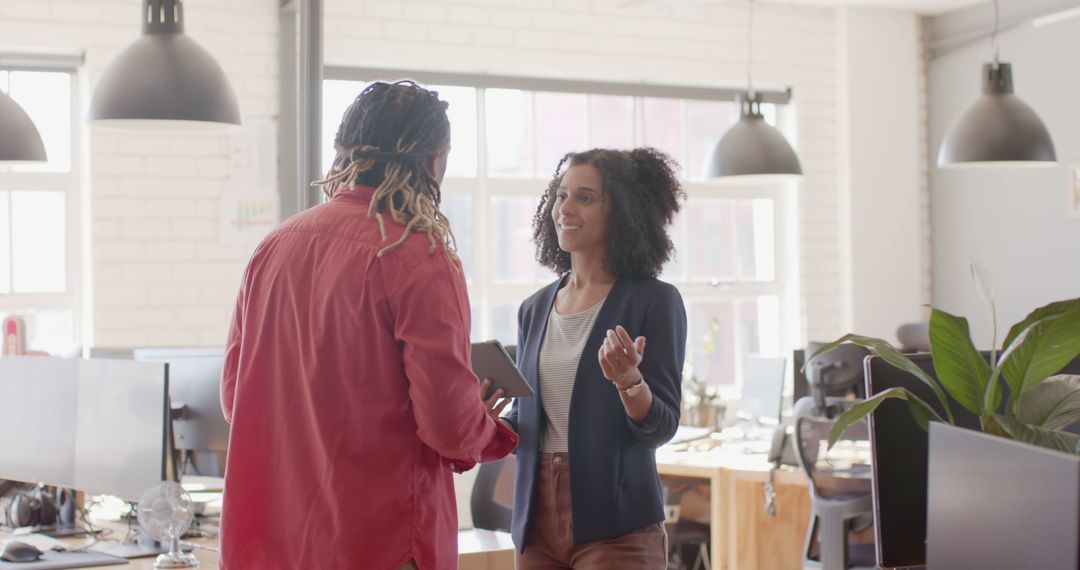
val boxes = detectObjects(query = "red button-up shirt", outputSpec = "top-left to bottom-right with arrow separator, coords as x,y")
219,186 -> 517,570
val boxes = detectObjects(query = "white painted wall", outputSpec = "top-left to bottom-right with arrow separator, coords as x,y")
0,0 -> 279,347
836,7 -> 928,342
928,15 -> 1080,349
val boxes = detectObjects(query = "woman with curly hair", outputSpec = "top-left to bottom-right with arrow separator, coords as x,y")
501,148 -> 688,569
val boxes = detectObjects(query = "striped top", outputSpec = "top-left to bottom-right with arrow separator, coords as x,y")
538,299 -> 605,453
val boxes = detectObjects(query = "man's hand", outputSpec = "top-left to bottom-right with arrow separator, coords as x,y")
480,378 -> 511,421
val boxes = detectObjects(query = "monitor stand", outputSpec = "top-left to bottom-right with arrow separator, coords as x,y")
89,529 -> 192,559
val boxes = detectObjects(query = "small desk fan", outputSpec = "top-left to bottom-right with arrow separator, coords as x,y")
138,481 -> 199,568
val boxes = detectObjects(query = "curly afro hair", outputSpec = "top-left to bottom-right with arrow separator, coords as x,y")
532,147 -> 686,279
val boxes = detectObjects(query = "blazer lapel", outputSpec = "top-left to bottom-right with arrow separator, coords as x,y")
567,279 -> 626,417
522,275 -> 566,394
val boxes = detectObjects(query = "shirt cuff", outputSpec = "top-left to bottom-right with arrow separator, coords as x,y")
445,418 -> 520,474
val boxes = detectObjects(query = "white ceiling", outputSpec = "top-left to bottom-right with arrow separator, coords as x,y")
761,0 -> 985,15
649,0 -> 989,16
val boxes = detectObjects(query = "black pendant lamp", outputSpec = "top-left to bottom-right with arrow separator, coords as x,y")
0,90 -> 47,162
706,0 -> 802,181
937,0 -> 1055,168
88,0 -> 241,130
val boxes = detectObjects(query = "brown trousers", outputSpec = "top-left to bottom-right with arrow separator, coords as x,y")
516,452 -> 668,570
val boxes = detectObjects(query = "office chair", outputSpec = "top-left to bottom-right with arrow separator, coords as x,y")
470,455 -> 515,532
793,400 -> 876,570
662,482 -> 711,570
804,342 -> 869,418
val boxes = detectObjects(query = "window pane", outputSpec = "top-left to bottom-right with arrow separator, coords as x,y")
741,296 -> 781,358
660,209 -> 686,281
442,195 -> 473,281
486,89 -> 534,178
321,80 -> 366,176
686,100 -> 737,181
490,303 -> 518,347
32,310 -> 76,356
7,71 -> 72,172
688,296 -> 779,388
737,199 -> 776,281
688,300 -> 736,386
433,85 -> 478,178
491,196 -> 546,284
0,310 -> 75,356
0,192 -> 9,293
686,198 -> 736,280
642,98 -> 683,175
588,95 -> 634,149
11,191 -> 66,293
535,92 -> 587,178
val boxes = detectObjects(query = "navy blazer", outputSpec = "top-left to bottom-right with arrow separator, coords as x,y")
505,276 -> 687,549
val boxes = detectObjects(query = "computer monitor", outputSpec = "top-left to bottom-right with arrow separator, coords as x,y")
0,358 -> 169,503
133,347 -> 229,453
865,352 -> 1080,568
0,358 -> 79,489
73,359 -> 170,503
792,348 -> 809,403
737,355 -> 786,425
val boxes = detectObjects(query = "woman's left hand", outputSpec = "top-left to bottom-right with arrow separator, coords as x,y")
599,325 -> 647,390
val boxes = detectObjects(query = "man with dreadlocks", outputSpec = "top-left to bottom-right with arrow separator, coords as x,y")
219,81 -> 518,570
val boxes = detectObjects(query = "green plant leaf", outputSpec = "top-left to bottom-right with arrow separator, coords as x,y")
1001,298 -> 1080,352
807,334 -> 955,424
994,414 -> 1080,455
1001,304 -> 1080,395
827,387 -> 944,448
929,308 -> 991,416
1016,375 -> 1080,430
984,320 -> 1041,414
982,414 -> 1010,438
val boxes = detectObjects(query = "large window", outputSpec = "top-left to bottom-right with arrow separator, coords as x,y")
322,76 -> 797,393
0,68 -> 81,355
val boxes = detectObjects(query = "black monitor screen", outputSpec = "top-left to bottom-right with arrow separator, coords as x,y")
134,348 -> 229,453
866,352 -> 1080,568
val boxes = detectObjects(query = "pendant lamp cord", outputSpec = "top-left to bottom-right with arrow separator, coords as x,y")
991,0 -> 1000,69
747,0 -> 755,98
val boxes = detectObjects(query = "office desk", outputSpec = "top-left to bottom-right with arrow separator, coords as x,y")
3,525 -> 514,570
657,446 -> 811,570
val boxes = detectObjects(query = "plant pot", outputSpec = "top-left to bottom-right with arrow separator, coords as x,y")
684,402 -> 724,430
927,422 -> 1080,569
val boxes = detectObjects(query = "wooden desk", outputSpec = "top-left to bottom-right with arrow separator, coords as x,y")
657,446 -> 811,570
458,529 -> 515,570
2,526 -> 513,569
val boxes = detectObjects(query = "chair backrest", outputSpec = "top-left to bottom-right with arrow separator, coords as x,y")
470,454 -> 515,531
793,398 -> 873,500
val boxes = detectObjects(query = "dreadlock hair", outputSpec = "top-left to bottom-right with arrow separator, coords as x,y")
314,80 -> 457,263
533,147 -> 686,279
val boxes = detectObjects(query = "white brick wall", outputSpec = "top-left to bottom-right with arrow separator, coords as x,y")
0,0 -> 278,348
324,0 -> 845,342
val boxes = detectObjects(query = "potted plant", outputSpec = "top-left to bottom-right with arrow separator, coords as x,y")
807,293 -> 1080,569
682,371 -> 724,430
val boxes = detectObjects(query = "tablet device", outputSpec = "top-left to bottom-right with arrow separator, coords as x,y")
471,340 -> 535,399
